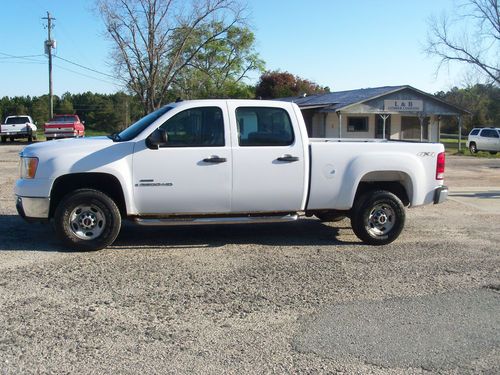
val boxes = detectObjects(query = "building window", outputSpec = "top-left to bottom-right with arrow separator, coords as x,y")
347,117 -> 369,132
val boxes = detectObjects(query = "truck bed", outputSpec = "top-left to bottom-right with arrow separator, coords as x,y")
307,139 -> 445,210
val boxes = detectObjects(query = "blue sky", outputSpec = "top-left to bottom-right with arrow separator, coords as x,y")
0,0 -> 461,98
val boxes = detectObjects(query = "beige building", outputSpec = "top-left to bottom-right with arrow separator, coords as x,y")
280,85 -> 469,142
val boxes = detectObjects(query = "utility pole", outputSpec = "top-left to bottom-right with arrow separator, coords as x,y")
43,12 -> 56,119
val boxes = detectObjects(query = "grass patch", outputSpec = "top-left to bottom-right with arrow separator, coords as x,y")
35,129 -> 108,141
439,136 -> 499,158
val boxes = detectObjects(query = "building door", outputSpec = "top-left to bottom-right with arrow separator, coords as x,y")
375,116 -> 391,139
401,116 -> 428,140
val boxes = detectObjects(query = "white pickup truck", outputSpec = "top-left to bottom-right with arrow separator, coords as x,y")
15,100 -> 448,251
1,115 -> 37,142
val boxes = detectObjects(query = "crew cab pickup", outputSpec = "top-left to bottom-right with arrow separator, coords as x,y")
1,115 -> 37,142
44,114 -> 85,140
15,100 -> 448,251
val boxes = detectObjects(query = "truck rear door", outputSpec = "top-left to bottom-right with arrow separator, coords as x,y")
227,102 -> 307,213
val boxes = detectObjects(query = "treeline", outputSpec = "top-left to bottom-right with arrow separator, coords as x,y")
0,92 -> 144,133
435,84 -> 500,134
0,70 -> 330,132
2,82 -> 497,135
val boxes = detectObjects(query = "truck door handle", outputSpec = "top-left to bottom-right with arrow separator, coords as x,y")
203,156 -> 227,163
277,154 -> 299,162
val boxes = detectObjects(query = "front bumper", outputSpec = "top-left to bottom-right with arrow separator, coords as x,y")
16,196 -> 50,221
434,186 -> 448,204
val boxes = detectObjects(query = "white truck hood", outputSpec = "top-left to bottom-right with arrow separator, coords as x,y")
21,136 -> 135,180
21,136 -> 113,157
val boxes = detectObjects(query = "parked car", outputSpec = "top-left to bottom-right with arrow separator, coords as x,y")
15,99 -> 448,251
0,115 -> 37,142
44,114 -> 85,141
467,127 -> 500,154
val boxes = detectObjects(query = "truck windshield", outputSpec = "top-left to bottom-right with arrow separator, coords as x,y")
113,106 -> 172,142
6,117 -> 30,124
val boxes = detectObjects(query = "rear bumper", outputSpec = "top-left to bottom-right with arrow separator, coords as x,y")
44,132 -> 77,139
16,196 -> 50,222
434,186 -> 448,204
1,131 -> 31,136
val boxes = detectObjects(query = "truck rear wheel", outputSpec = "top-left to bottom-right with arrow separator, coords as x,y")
54,189 -> 121,251
351,190 -> 405,246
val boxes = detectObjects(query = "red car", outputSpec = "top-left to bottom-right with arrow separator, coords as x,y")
44,114 -> 85,141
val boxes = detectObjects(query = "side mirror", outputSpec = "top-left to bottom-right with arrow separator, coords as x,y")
146,128 -> 168,150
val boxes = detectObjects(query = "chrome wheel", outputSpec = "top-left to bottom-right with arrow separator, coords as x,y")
366,203 -> 395,236
352,190 -> 405,245
69,204 -> 106,240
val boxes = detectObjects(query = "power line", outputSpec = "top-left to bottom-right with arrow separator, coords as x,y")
0,50 -> 120,85
53,55 -> 118,79
0,52 -> 45,59
53,63 -> 119,86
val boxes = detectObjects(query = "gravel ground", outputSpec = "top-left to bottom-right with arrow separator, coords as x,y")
0,143 -> 499,374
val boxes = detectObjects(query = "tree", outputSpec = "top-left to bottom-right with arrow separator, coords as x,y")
255,70 -> 330,99
56,92 -> 75,114
426,0 -> 500,85
435,84 -> 500,133
97,0 -> 259,113
170,22 -> 264,99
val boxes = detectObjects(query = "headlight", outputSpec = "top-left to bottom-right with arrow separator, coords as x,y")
20,157 -> 39,179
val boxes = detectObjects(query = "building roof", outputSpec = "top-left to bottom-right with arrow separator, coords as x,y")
278,85 -> 470,114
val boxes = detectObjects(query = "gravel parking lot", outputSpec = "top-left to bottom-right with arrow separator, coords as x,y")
0,142 -> 499,374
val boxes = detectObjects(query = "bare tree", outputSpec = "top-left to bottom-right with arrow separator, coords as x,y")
426,0 -> 499,85
97,0 -> 247,113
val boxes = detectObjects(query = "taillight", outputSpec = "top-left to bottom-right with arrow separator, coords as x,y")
436,152 -> 445,180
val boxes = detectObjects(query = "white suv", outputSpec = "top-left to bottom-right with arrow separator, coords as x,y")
467,127 -> 500,154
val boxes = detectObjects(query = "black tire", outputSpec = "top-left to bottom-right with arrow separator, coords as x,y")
54,189 -> 121,251
489,151 -> 497,155
316,213 -> 346,222
469,142 -> 478,154
0,136 -> 6,143
46,137 -> 52,141
9,137 -> 14,142
350,190 -> 405,246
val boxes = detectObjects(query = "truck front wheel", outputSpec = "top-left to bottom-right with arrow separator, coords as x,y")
351,190 -> 405,246
54,189 -> 121,251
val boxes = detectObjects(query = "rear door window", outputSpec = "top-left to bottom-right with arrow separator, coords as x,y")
236,107 -> 294,146
481,129 -> 499,138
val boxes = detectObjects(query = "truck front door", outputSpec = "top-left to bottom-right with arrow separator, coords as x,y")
227,104 -> 307,213
132,106 -> 232,214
